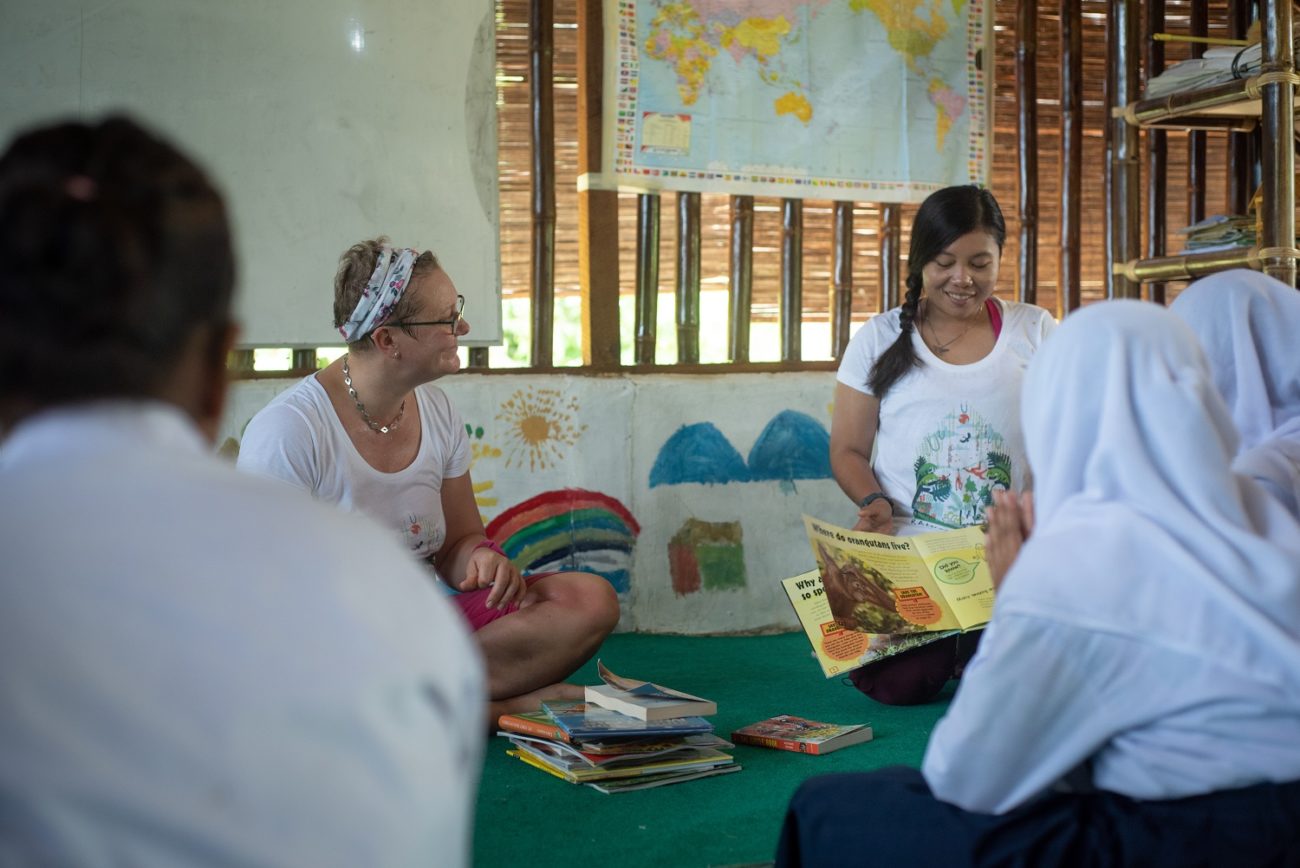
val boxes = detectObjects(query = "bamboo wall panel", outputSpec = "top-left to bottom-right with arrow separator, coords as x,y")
496,0 -> 1252,338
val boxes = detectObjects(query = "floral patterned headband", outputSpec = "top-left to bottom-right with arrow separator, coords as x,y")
338,245 -> 419,342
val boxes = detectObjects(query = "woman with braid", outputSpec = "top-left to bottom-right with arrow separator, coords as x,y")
829,185 -> 1055,705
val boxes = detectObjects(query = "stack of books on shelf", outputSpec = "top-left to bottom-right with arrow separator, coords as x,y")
496,663 -> 738,794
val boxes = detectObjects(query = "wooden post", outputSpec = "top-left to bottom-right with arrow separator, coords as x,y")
1187,0 -> 1208,227
1145,0 -> 1168,304
1016,0 -> 1038,305
634,193 -> 660,365
1258,0 -> 1297,285
879,204 -> 902,312
576,0 -> 620,367
292,348 -> 317,372
1059,0 -> 1083,315
1227,0 -> 1256,216
1107,0 -> 1141,299
728,195 -> 754,362
831,201 -> 854,358
228,348 -> 255,372
781,198 -> 803,362
529,0 -> 556,366
676,192 -> 701,364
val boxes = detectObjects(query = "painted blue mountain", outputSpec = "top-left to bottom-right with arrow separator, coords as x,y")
747,410 -> 832,481
649,422 -> 751,487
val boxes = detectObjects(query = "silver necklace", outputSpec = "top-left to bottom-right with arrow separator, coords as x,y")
923,300 -> 980,355
342,353 -> 404,434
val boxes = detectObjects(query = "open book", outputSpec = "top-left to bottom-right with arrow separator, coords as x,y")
782,515 -> 995,678
583,661 -> 717,721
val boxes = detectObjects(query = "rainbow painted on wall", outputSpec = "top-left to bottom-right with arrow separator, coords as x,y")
485,489 -> 642,594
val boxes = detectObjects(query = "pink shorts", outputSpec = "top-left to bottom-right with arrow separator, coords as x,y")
451,573 -> 548,631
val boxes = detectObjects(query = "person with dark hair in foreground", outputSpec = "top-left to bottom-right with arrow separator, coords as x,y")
779,302 -> 1300,867
829,184 -> 1056,705
0,116 -> 484,867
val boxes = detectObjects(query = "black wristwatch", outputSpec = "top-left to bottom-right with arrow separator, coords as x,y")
858,492 -> 891,511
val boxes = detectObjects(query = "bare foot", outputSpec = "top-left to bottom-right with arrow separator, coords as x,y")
486,681 -> 585,730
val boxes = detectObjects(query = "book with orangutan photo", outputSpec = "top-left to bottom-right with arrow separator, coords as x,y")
782,516 -> 994,678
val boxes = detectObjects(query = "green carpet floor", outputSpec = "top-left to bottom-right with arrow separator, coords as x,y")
473,632 -> 953,867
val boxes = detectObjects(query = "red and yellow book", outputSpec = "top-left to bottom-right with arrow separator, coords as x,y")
730,715 -> 873,756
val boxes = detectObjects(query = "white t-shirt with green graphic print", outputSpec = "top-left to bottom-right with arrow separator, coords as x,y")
837,299 -> 1057,535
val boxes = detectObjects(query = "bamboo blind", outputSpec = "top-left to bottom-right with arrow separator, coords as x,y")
495,0 -> 1240,323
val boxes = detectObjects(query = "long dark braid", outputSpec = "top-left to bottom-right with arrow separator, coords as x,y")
867,185 -> 1005,399
868,273 -> 923,396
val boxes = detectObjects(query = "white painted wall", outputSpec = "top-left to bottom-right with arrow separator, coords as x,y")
219,372 -> 850,634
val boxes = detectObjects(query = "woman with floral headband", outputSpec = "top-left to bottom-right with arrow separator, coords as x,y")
239,238 -> 620,722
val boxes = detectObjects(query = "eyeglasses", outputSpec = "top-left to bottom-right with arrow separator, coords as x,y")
397,294 -> 465,334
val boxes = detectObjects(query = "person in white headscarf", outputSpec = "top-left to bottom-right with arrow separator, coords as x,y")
238,238 -> 619,724
1170,268 -> 1300,517
775,301 -> 1300,866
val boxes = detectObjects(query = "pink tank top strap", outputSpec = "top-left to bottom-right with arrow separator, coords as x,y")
985,298 -> 1003,339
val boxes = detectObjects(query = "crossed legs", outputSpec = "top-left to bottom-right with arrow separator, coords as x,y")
471,571 -> 620,724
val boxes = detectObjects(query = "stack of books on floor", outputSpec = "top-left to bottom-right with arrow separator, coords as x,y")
497,663 -> 739,793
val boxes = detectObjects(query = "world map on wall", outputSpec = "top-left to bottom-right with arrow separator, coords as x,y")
605,0 -> 990,200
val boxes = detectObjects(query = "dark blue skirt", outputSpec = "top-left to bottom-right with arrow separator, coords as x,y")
776,766 -> 1300,867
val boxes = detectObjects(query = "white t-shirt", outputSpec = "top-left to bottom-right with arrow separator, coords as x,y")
0,402 -> 484,868
837,300 -> 1056,533
238,376 -> 471,563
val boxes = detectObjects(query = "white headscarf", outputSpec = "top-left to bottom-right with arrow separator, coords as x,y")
1012,300 -> 1300,683
1170,269 -> 1300,515
338,246 -> 420,342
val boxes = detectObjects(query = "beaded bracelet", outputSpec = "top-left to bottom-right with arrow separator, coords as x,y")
473,538 -> 506,558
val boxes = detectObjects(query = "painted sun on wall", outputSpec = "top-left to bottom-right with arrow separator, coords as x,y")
495,387 -> 588,472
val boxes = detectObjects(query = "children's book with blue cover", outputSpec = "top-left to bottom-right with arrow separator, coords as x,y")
540,700 -> 713,740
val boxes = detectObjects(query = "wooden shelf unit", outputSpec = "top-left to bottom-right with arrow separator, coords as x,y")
1111,0 -> 1298,289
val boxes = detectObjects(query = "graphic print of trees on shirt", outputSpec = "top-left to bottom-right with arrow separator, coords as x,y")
912,450 -> 1014,528
913,456 -> 953,504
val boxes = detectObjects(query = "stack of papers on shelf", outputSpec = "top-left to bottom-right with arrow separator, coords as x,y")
1176,214 -> 1256,253
1144,45 -> 1257,99
496,668 -> 737,793
1143,24 -> 1299,101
